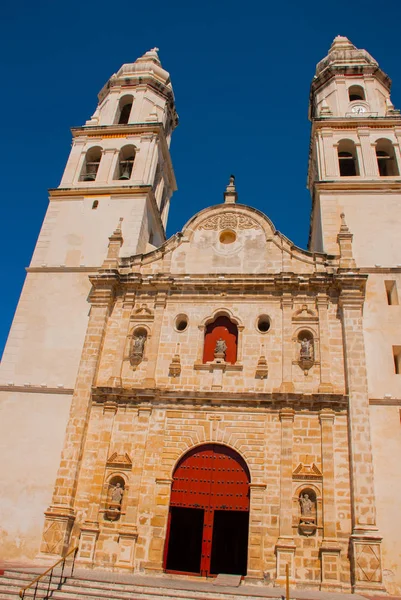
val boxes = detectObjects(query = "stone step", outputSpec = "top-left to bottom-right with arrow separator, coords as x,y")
0,571 -> 261,600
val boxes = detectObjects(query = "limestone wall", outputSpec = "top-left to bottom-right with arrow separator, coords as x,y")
370,404 -> 401,594
69,403 -> 351,588
0,391 -> 71,562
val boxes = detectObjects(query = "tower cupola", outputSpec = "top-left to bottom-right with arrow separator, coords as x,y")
310,36 -> 395,119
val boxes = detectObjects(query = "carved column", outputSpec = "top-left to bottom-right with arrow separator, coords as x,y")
355,143 -> 364,176
280,294 -> 294,393
144,292 -> 167,387
275,408 -> 296,584
316,295 -> 333,393
40,277 -> 115,557
339,279 -> 384,593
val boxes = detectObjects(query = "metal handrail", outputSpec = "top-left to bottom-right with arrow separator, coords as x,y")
19,546 -> 78,599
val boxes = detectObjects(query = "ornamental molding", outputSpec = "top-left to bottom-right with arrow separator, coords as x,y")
198,212 -> 260,231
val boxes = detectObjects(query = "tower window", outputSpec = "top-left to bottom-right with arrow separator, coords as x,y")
348,85 -> 365,102
114,144 -> 136,180
80,146 -> 102,181
92,200 -> 99,210
376,139 -> 399,177
115,95 -> 133,125
337,140 -> 359,177
393,346 -> 401,374
385,281 -> 399,305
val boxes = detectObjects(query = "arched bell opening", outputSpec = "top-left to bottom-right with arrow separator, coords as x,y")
163,443 -> 250,577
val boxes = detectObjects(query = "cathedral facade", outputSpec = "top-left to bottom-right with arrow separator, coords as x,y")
1,38 -> 401,594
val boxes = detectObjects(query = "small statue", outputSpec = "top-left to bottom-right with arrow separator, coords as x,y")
299,493 -> 314,516
110,482 -> 124,506
215,338 -> 227,357
300,338 -> 313,361
132,334 -> 146,357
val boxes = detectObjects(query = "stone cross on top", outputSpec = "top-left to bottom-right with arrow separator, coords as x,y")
224,174 -> 237,204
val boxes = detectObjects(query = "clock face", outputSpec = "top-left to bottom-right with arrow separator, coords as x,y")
351,105 -> 366,114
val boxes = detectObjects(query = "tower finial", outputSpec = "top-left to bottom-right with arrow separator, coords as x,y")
337,212 -> 356,269
224,174 -> 237,204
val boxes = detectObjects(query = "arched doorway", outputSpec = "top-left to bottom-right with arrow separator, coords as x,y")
163,444 -> 250,577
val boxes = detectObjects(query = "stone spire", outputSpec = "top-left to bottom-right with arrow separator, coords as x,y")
224,175 -> 237,204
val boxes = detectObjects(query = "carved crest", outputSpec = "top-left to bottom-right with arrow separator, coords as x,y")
292,304 -> 318,323
199,212 -> 259,231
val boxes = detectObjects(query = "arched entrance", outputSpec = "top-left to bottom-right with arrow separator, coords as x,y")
163,444 -> 250,577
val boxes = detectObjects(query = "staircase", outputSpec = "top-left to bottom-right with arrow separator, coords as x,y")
0,568 -> 265,600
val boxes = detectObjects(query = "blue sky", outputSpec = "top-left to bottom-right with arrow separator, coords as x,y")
1,0 -> 401,357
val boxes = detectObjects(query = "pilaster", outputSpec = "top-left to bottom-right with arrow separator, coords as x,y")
338,277 -> 384,592
280,295 -> 294,393
357,128 -> 377,177
316,295 -> 333,393
275,408 -> 296,585
246,483 -> 267,579
321,129 -> 337,177
144,292 -> 167,387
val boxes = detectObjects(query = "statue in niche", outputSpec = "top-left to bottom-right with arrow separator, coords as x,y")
132,333 -> 146,358
110,482 -> 124,506
299,493 -> 314,517
105,482 -> 124,521
300,337 -> 313,361
214,338 -> 227,359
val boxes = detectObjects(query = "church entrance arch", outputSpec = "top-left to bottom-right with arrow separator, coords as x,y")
163,444 -> 250,577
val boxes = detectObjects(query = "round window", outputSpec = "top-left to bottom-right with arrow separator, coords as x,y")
175,314 -> 188,332
257,315 -> 271,333
219,230 -> 236,244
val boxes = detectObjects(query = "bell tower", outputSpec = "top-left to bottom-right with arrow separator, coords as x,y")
308,35 -> 401,265
0,47 -> 178,397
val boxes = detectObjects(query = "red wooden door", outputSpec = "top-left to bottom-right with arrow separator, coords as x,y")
164,444 -> 250,577
203,316 -> 238,364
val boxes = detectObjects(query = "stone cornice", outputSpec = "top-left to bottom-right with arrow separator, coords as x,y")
49,184 -> 153,198
0,384 -> 74,395
314,180 -> 401,193
71,122 -> 163,138
86,270 -> 370,301
91,386 -> 348,411
27,266 -> 97,273
312,117 -> 401,131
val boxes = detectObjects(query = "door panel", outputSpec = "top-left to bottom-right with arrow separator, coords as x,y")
165,507 -> 204,574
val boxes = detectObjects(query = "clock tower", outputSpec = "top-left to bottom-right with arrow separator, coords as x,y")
308,35 -> 401,262
309,36 -> 401,593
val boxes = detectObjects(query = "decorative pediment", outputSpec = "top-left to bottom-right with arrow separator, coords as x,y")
130,303 -> 154,322
106,452 -> 132,470
198,212 -> 260,231
292,304 -> 318,323
293,462 -> 322,480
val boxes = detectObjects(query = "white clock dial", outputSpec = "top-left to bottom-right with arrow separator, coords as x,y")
351,105 -> 366,114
